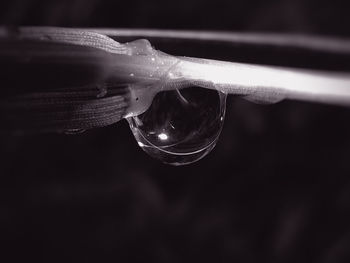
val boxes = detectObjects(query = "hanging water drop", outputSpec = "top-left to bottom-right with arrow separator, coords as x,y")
127,86 -> 227,165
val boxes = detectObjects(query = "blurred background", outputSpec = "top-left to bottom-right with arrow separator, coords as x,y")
1,0 -> 350,262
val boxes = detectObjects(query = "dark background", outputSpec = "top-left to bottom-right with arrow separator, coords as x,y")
1,0 -> 350,262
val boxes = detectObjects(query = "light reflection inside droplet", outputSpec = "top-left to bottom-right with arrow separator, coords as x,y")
158,133 -> 168,141
137,141 -> 145,147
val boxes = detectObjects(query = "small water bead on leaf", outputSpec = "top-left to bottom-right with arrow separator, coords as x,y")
127,86 -> 227,165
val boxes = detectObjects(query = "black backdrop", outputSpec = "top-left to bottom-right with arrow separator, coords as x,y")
1,0 -> 350,262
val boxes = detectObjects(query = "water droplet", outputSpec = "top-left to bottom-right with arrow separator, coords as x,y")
125,39 -> 154,56
127,87 -> 227,165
